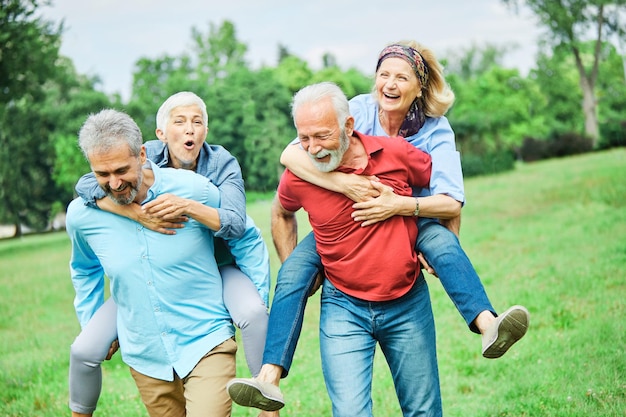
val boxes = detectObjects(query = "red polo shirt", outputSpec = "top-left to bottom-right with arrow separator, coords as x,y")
278,131 -> 431,301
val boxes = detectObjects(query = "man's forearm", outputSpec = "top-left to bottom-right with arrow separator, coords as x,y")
271,196 -> 298,263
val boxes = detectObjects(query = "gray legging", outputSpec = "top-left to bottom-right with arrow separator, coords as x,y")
68,265 -> 268,414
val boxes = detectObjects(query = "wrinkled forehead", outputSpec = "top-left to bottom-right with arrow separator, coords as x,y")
168,104 -> 205,121
296,98 -> 338,125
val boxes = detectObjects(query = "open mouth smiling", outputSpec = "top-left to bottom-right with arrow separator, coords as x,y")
110,183 -> 128,193
383,92 -> 400,100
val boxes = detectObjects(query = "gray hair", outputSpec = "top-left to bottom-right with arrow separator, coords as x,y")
291,82 -> 350,129
78,109 -> 143,159
156,91 -> 208,135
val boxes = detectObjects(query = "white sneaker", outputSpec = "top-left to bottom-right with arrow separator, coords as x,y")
482,305 -> 530,359
226,378 -> 285,411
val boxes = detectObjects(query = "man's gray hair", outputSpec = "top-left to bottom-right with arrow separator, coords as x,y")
291,82 -> 350,128
78,109 -> 143,159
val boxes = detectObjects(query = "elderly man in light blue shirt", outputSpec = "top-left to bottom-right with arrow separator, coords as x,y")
66,108 -> 237,417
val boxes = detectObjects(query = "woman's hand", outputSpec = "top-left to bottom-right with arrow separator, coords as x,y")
142,194 -> 192,219
418,252 -> 438,277
351,180 -> 400,226
134,195 -> 188,235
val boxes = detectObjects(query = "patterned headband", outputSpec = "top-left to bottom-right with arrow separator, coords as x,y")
376,44 -> 429,89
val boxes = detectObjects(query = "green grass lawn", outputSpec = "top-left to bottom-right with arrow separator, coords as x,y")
1,148 -> 624,416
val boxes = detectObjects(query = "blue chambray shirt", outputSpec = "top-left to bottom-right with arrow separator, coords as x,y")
75,140 -> 271,306
67,160 -> 235,380
349,94 -> 465,205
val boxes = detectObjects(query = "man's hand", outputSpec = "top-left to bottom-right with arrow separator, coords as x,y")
105,339 -> 119,360
351,180 -> 398,226
341,175 -> 381,203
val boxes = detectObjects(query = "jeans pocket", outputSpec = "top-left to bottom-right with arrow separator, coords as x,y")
321,278 -> 339,298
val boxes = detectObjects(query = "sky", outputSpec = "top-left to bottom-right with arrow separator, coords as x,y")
39,0 -> 543,101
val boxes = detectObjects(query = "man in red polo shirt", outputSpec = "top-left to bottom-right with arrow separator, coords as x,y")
272,82 -> 441,416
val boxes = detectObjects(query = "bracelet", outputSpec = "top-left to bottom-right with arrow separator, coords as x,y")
413,198 -> 420,217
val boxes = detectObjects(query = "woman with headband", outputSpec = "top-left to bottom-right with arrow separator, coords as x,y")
227,41 -> 530,414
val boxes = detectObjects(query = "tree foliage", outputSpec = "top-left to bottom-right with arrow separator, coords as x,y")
502,0 -> 626,146
2,8 -> 626,232
449,67 -> 548,157
0,0 -> 61,103
48,61 -> 114,195
530,45 -> 583,135
124,21 -> 295,191
0,0 -> 63,235
444,43 -> 513,81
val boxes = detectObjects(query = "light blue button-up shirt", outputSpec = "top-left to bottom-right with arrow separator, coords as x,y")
349,93 -> 465,204
66,160 -> 235,380
75,140 -> 271,305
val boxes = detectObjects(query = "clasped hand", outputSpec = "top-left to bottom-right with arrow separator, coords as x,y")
347,176 -> 437,276
136,194 -> 189,235
350,179 -> 398,227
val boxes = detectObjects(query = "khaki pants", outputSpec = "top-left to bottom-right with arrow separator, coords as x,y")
130,338 -> 237,417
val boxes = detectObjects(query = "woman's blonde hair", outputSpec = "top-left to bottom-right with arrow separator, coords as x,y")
377,40 -> 455,117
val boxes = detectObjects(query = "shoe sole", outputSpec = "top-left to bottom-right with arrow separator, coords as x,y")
483,306 -> 529,359
227,380 -> 285,411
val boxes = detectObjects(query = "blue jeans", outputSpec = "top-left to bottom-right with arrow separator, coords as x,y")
262,218 -> 494,375
416,218 -> 494,332
320,277 -> 441,417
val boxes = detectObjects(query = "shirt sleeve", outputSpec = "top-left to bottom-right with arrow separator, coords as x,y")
404,143 -> 432,190
349,94 -> 377,133
276,170 -> 302,213
225,216 -> 271,306
66,201 -> 106,328
418,117 -> 465,204
206,148 -> 246,239
74,173 -> 106,209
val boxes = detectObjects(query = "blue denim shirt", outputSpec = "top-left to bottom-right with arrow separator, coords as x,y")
75,140 -> 270,305
349,93 -> 465,205
67,161 -> 235,380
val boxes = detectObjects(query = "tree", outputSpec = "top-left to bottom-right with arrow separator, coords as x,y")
0,0 -> 65,236
48,62 -> 113,197
444,43 -> 513,80
502,0 -> 626,147
127,55 -> 197,138
0,0 -> 62,104
310,66 -> 371,99
530,46 -> 583,135
596,41 -> 626,148
274,55 -> 314,94
126,20 -> 294,191
449,67 -> 548,155
192,20 -> 248,84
